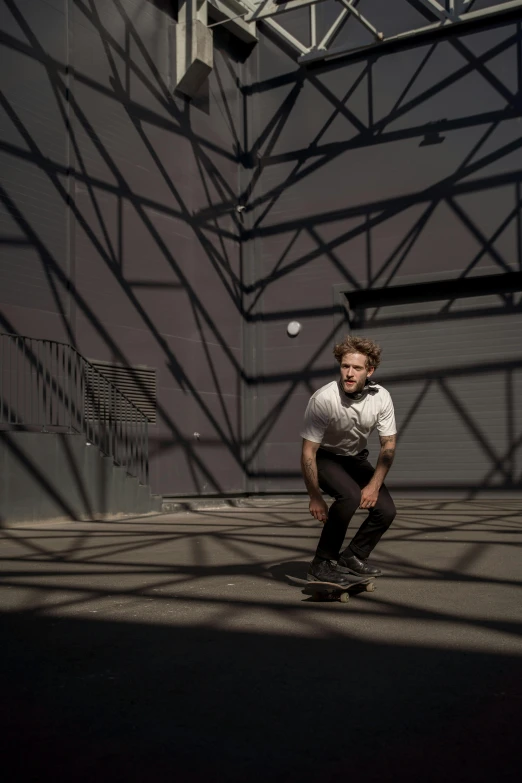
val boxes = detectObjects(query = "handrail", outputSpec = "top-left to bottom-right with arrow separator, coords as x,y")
0,331 -> 143,416
0,333 -> 149,485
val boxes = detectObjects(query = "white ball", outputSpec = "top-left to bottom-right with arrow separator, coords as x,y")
287,321 -> 302,337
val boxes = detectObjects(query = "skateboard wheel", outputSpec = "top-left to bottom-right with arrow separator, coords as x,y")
366,582 -> 376,592
340,592 -> 350,603
311,593 -> 322,602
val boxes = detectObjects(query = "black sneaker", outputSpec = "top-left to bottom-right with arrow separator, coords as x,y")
307,558 -> 351,584
337,553 -> 382,577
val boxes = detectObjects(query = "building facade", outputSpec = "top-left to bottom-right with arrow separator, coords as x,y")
2,1 -> 521,498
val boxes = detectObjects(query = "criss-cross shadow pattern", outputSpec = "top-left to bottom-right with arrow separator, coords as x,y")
1,0 -> 522,505
0,498 -> 521,780
1,0 -> 249,499
235,7 -> 522,495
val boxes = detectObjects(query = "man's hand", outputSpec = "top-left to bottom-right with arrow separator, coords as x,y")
360,483 -> 379,509
309,494 -> 329,523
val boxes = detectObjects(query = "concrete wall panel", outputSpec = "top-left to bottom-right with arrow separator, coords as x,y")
243,11 -> 522,495
1,0 -> 244,496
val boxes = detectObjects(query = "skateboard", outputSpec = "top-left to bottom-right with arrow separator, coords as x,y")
287,574 -> 376,603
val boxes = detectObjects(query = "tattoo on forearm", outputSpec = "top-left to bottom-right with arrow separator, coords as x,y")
378,434 -> 397,472
379,436 -> 396,447
381,448 -> 395,468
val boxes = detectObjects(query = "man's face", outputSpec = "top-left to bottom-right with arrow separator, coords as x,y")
339,352 -> 374,394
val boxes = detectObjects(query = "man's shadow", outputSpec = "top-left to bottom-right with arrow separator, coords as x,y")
269,561 -> 310,583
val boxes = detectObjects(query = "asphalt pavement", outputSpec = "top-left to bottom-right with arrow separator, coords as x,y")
1,497 -> 521,782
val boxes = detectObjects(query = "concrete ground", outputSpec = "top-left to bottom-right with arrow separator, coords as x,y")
1,497 -> 521,782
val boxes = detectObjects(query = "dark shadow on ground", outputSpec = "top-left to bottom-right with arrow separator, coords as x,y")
1,609 -> 520,783
269,559 -> 310,582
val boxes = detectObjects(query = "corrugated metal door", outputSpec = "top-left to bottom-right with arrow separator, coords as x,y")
351,291 -> 522,494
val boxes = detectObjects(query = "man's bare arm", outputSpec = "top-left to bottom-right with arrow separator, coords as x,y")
301,439 -> 328,522
360,434 -> 397,509
373,433 -> 397,488
301,439 -> 321,496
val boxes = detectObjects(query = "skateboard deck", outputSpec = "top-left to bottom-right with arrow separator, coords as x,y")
287,574 -> 376,603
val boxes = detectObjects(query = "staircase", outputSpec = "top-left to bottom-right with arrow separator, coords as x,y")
0,333 -> 162,524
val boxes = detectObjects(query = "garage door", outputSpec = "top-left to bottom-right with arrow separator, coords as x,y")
347,283 -> 522,495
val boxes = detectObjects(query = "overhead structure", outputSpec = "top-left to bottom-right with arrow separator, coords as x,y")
174,0 -> 522,95
174,0 -> 214,97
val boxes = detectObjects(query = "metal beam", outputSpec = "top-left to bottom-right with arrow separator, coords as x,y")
310,5 -> 317,48
208,0 -> 258,42
316,8 -> 350,52
262,15 -> 310,53
459,0 -> 522,22
240,0 -> 310,53
299,0 -> 522,64
245,0 -> 327,23
177,0 -> 522,72
418,0 -> 456,23
337,0 -> 383,40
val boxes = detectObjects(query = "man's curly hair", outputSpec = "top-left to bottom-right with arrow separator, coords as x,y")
333,336 -> 382,369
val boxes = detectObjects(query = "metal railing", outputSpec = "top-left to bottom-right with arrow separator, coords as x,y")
0,333 -> 149,485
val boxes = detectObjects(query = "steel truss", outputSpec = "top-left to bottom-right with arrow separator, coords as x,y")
208,0 -> 522,63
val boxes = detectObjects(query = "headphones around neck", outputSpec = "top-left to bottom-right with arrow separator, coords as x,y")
342,378 -> 377,400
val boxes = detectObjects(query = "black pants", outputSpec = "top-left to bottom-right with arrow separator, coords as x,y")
315,448 -> 396,561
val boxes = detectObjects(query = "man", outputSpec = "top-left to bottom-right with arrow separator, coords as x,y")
300,336 -> 397,583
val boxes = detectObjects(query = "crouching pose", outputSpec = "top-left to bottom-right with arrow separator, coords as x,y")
300,336 -> 397,583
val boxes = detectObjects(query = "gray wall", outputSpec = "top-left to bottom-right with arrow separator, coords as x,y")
0,431 -> 161,522
2,1 -> 521,497
243,9 -> 522,495
1,0 -> 246,496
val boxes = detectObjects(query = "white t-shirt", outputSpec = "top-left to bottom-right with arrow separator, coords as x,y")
300,380 -> 397,456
